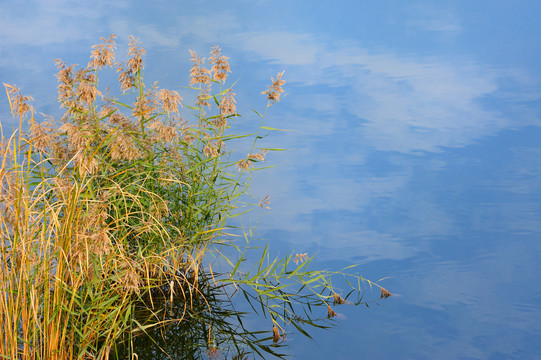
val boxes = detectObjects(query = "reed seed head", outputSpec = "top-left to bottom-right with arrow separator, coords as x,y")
76,77 -> 101,106
236,159 -> 252,171
30,120 -> 55,153
237,150 -> 268,170
90,229 -> 112,256
203,141 -> 220,158
157,88 -> 183,115
261,71 -> 285,104
380,288 -> 392,299
59,122 -> 91,151
88,34 -> 117,70
293,253 -> 308,265
73,150 -> 99,176
116,258 -> 142,295
209,45 -> 231,83
272,325 -> 281,343
196,84 -> 211,109
219,90 -> 237,117
132,90 -> 158,120
333,292 -> 347,305
4,84 -> 34,118
55,59 -> 74,84
189,50 -> 211,86
117,62 -> 136,92
108,132 -> 143,161
149,120 -> 179,143
259,195 -> 271,209
116,36 -> 145,92
249,149 -> 268,161
101,106 -> 132,129
327,304 -> 337,318
213,116 -> 227,129
127,35 -> 145,74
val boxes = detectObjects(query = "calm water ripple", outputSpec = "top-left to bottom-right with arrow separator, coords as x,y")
2,1 -> 541,358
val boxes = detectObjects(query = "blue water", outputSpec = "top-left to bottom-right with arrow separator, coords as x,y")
2,1 -> 541,359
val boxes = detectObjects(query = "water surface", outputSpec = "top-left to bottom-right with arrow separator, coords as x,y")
1,1 -> 541,358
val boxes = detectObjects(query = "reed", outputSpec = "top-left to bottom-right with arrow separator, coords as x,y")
0,35 -> 390,359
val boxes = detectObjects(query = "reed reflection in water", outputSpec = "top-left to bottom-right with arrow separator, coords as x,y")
111,270 -> 384,359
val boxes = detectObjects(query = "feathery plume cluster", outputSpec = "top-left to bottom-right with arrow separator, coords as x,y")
54,59 -> 78,111
115,258 -> 142,294
90,229 -> 113,256
73,150 -> 99,176
189,50 -> 211,86
259,195 -> 271,209
0,163 -> 21,227
189,50 -> 212,109
236,150 -> 268,170
117,63 -> 135,92
52,176 -> 74,201
219,90 -> 236,117
117,36 -> 146,92
132,90 -> 157,120
236,159 -> 251,171
149,120 -> 179,143
380,288 -> 392,299
203,135 -> 223,158
212,116 -> 227,129
214,90 -> 236,128
88,34 -> 117,70
5,84 -> 34,118
197,87 -> 211,109
203,142 -> 219,158
261,71 -> 285,104
333,292 -> 347,305
327,304 -> 337,318
74,69 -> 101,106
206,347 -> 220,359
293,253 -> 308,265
209,45 -> 231,83
108,132 -> 143,161
29,120 -> 55,153
182,126 -> 196,144
99,105 -> 126,127
59,122 -> 92,151
55,59 -> 75,103
54,59 -> 101,112
127,36 -> 146,74
250,150 -> 268,161
157,88 -> 183,115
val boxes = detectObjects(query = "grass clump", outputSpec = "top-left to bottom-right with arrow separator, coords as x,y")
0,35 -> 390,359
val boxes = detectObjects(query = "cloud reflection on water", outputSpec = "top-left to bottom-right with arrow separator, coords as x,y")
2,1 -> 539,153
236,30 -> 539,153
2,2 -> 541,358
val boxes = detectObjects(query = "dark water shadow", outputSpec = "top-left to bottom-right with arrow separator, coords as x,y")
109,272 -> 288,360
108,270 -> 380,360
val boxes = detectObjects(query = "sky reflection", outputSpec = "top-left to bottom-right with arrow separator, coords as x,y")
2,1 -> 541,358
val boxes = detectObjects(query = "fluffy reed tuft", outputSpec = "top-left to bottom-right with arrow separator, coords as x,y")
209,45 -> 231,83
261,70 -> 286,104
